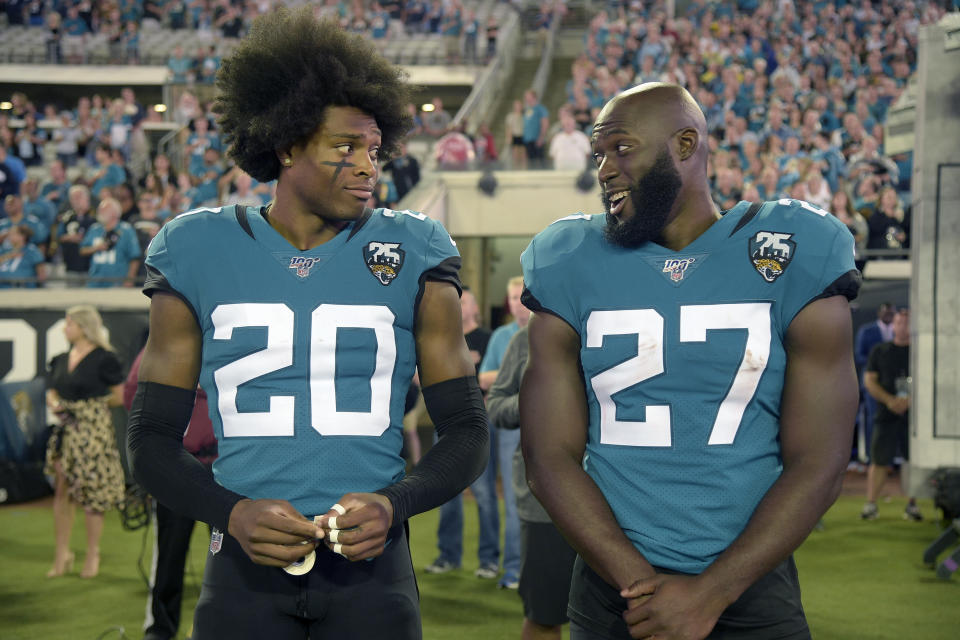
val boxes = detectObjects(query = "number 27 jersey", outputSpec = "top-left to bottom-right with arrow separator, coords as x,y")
144,205 -> 460,517
521,199 -> 860,573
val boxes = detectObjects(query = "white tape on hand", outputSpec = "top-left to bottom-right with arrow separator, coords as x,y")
331,503 -> 347,516
333,543 -> 345,557
329,529 -> 340,543
283,548 -> 315,575
329,516 -> 339,530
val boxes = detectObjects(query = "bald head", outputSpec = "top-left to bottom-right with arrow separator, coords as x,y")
602,83 -> 706,137
594,83 -> 708,171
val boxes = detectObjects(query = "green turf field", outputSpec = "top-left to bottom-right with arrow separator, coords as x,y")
0,494 -> 956,639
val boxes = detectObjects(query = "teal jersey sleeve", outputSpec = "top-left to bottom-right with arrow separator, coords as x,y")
143,208 -> 219,318
765,199 -> 860,328
521,213 -> 599,331
420,211 -> 462,290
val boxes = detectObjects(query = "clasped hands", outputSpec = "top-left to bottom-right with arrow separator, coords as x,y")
227,492 -> 394,566
619,572 -> 727,640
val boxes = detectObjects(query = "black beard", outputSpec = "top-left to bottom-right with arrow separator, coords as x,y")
604,148 -> 682,249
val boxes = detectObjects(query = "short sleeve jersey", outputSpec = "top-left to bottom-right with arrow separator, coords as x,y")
144,205 -> 461,517
521,199 -> 860,573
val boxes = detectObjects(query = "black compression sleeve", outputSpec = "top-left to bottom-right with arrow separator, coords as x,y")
375,376 -> 489,524
126,381 -> 245,531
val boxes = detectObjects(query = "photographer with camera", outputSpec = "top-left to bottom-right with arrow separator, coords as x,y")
79,197 -> 141,288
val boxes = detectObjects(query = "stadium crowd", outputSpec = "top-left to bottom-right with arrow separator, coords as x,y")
3,0 -> 503,67
1,0 -> 949,289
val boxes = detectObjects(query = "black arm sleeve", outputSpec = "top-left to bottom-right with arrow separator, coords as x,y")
126,381 -> 245,531
375,375 -> 488,524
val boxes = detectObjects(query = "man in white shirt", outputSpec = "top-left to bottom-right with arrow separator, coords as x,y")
549,109 -> 592,171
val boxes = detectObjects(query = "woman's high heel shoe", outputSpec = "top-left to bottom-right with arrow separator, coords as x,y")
46,551 -> 75,578
80,550 -> 100,579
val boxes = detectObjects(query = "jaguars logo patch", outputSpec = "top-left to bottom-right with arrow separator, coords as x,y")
364,241 -> 405,285
749,231 -> 795,283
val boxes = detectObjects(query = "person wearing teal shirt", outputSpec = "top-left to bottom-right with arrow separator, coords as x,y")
521,83 -> 860,640
80,198 -> 140,287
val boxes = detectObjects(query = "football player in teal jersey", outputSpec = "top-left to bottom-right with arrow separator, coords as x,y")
126,9 -> 488,639
520,83 -> 860,640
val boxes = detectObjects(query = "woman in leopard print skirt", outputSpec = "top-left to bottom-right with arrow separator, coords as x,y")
44,305 -> 126,579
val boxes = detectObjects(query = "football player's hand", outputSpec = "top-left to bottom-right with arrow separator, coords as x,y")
227,498 -> 323,567
620,573 -> 726,640
315,493 -> 394,561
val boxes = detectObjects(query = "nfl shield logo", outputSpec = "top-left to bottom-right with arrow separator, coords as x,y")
209,528 -> 223,555
289,256 -> 320,278
662,258 -> 696,282
363,241 -> 405,285
749,231 -> 796,283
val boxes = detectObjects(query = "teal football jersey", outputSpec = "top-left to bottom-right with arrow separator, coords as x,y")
144,205 -> 460,517
522,200 -> 859,573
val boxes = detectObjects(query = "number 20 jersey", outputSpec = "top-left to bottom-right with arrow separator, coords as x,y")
144,205 -> 460,517
521,199 -> 860,573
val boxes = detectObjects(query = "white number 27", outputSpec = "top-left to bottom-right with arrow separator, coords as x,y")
587,303 -> 771,447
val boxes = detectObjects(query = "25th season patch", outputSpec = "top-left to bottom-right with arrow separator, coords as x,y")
364,241 -> 405,285
749,231 -> 795,283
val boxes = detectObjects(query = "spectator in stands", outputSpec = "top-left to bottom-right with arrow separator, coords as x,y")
173,89 -> 201,126
831,186 -> 868,268
435,124 -> 475,170
548,108 -> 591,171
711,167 -> 742,211
89,144 -> 127,199
215,3 -> 245,38
521,90 -> 549,169
799,167 -> 832,212
463,8 -> 480,65
13,112 -> 46,167
853,174 -> 880,217
146,152 -> 179,192
129,191 -> 163,264
122,21 -> 140,65
485,13 -> 498,62
61,5 -> 90,64
113,183 -> 138,223
104,8 -> 125,64
0,146 -> 23,198
167,46 -> 194,85
423,97 -> 452,138
198,45 -> 222,85
44,9 -> 62,63
868,185 -> 908,253
218,168 -> 262,208
383,142 -> 421,200
41,159 -> 71,213
21,177 -> 57,234
79,197 -> 140,287
0,224 -> 47,288
52,111 -> 82,168
190,147 -> 225,205
474,122 -> 498,167
53,184 -> 96,275
1,193 -> 49,252
504,99 -> 526,170
185,116 -> 221,175
441,1 -> 463,63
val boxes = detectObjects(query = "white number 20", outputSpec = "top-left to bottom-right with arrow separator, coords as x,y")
211,303 -> 396,438
587,303 -> 771,447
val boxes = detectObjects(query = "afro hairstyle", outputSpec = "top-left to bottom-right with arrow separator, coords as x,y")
213,7 -> 414,183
